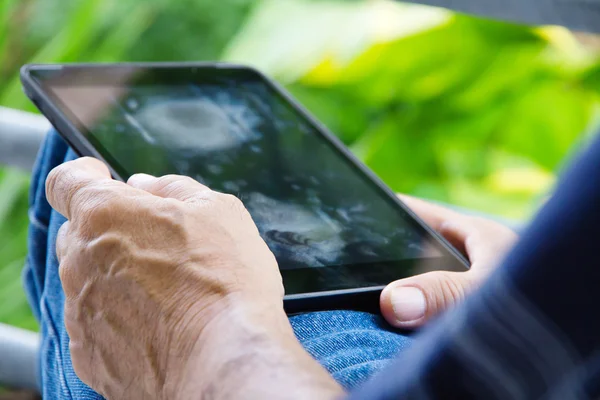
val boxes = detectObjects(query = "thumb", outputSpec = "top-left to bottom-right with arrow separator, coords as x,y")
380,270 -> 481,329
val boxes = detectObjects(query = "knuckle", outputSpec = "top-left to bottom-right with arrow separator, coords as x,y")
82,233 -> 127,275
57,262 -> 69,284
154,175 -> 203,200
155,198 -> 187,222
147,200 -> 190,240
155,174 -> 182,187
63,302 -> 81,338
57,220 -> 70,237
69,341 -> 93,387
58,259 -> 79,294
86,233 -> 121,257
470,216 -> 488,225
56,222 -> 71,257
165,174 -> 195,185
218,193 -> 250,218
219,193 -> 244,208
470,216 -> 498,231
471,215 -> 504,231
470,216 -> 518,242
157,175 -> 192,190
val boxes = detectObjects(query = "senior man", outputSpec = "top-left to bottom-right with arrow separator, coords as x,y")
29,129 -> 517,399
25,124 -> 600,399
24,1 -> 600,399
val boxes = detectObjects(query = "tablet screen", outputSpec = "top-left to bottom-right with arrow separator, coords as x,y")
32,65 -> 468,294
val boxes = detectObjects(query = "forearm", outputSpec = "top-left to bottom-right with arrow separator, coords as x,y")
174,301 -> 344,400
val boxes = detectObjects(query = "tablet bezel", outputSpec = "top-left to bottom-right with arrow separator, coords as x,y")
21,62 -> 470,311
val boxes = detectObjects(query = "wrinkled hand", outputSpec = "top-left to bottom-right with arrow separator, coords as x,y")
47,158 -> 296,400
380,195 -> 518,329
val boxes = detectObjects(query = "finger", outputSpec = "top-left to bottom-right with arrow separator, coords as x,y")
400,194 -> 477,255
46,157 -> 120,220
127,174 -> 212,202
397,194 -> 465,231
428,217 -> 479,258
398,195 -> 509,259
460,217 -> 518,269
55,221 -> 71,262
380,269 -> 483,329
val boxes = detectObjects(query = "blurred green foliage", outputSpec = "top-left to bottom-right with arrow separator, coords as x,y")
0,168 -> 32,330
0,0 -> 599,330
224,0 -> 600,218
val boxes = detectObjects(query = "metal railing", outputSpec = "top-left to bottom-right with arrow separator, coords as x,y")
0,323 -> 39,390
0,107 -> 49,172
0,107 -> 46,390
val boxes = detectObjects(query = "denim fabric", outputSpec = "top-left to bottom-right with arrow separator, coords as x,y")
23,130 -> 412,399
290,311 -> 413,388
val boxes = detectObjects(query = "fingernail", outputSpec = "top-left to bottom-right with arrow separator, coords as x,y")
128,173 -> 155,186
391,287 -> 426,322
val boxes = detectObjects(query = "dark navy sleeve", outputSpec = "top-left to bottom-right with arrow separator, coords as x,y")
347,129 -> 600,399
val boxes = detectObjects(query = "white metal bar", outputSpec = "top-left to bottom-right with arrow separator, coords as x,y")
0,107 -> 49,172
0,323 -> 39,390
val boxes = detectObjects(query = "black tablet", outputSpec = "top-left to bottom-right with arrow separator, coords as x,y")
21,63 -> 469,312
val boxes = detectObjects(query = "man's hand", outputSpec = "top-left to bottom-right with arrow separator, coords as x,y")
47,158 -> 341,400
380,195 -> 518,329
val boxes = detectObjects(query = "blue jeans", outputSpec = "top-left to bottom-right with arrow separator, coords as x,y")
23,130 -> 413,399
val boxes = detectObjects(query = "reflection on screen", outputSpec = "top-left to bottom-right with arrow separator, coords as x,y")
49,78 -> 442,272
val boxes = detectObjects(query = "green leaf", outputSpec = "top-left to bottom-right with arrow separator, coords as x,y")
223,0 -> 450,83
86,5 -> 156,62
580,62 -> 600,95
0,168 -> 28,223
0,0 -> 111,109
0,0 -> 20,56
497,80 -> 594,170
